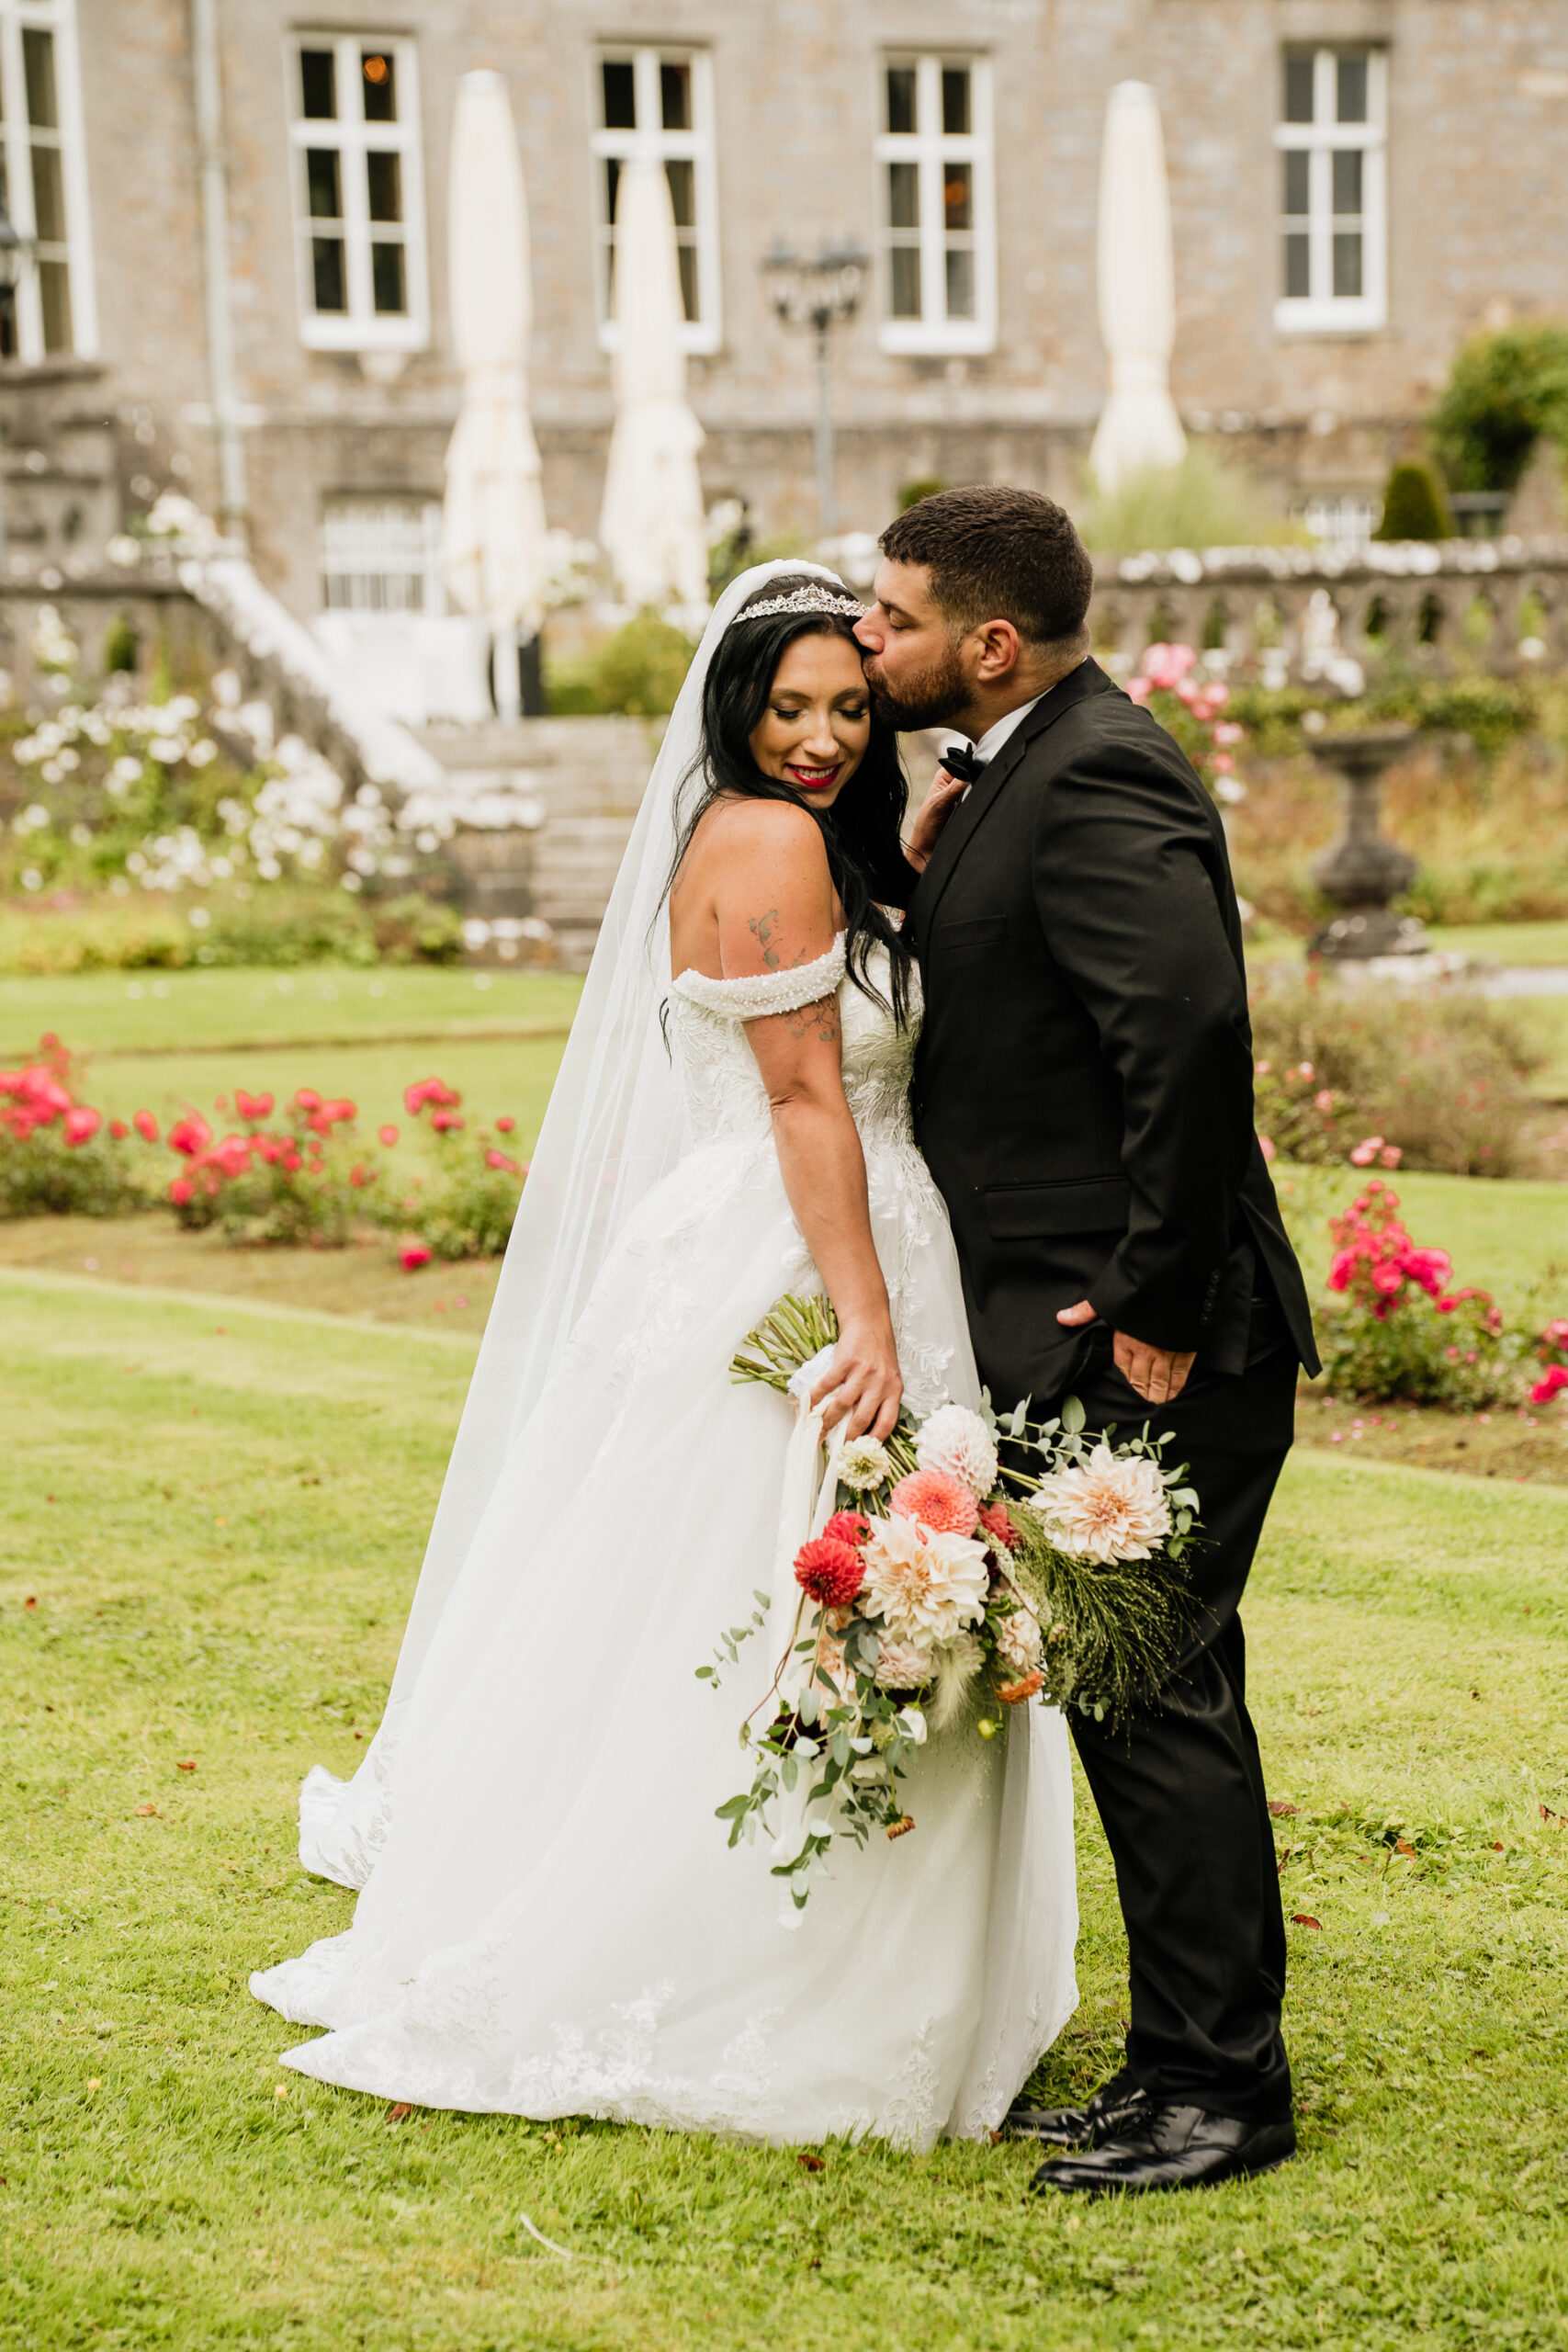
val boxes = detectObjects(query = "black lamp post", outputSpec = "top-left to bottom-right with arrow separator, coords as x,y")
0,203 -> 32,566
761,240 -> 868,538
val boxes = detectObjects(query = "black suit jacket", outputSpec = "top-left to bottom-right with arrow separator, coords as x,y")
907,656 -> 1318,1413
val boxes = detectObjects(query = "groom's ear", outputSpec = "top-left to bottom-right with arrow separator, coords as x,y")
969,617 -> 1025,684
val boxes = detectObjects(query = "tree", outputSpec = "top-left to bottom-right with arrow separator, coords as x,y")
1428,323 -> 1568,493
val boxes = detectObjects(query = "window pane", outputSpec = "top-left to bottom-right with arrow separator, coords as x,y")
602,60 -> 636,129
942,68 -> 970,135
1332,149 -> 1362,215
944,163 -> 972,232
888,161 -> 919,230
311,236 -> 346,311
0,285 -> 17,361
1283,232 -> 1310,299
886,66 -> 916,135
29,144 -> 66,243
371,240 -> 407,313
664,158 -> 695,230
944,245 -> 974,319
300,49 -> 336,119
676,241 -> 699,322
23,28 -> 58,128
1282,150 -> 1310,217
890,246 -> 921,318
1337,54 -> 1368,123
362,51 -> 396,123
306,149 -> 342,220
38,256 -> 71,351
1332,232 -> 1362,298
1282,53 -> 1314,123
660,61 -> 692,131
367,150 -> 403,222
604,156 -> 621,226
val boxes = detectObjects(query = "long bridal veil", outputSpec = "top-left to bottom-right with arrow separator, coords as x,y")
305,560 -> 855,1882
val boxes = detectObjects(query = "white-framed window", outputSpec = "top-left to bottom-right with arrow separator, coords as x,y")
1274,48 -> 1387,334
874,54 -> 996,356
591,48 -> 720,356
320,496 -> 444,613
0,0 -> 97,362
286,33 -> 429,354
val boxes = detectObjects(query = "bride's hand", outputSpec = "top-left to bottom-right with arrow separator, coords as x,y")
810,1315 -> 903,1443
904,766 -> 970,876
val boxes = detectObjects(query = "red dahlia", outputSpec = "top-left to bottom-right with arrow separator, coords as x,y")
977,1501 -> 1021,1553
822,1510 -> 870,1548
794,1536 -> 865,1609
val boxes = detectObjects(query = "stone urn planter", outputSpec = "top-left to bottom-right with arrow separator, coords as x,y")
1307,726 -> 1428,962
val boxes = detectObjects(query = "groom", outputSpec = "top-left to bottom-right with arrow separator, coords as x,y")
855,485 -> 1319,2197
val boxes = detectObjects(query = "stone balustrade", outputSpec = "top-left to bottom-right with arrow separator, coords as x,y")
1089,536 -> 1568,680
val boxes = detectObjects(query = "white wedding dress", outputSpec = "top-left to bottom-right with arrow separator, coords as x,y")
252,935 -> 1077,2144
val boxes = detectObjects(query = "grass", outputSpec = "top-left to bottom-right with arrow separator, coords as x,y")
6,1272 -> 1568,2350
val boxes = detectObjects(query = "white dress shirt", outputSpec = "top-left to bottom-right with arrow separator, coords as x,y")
937,691 -> 1047,786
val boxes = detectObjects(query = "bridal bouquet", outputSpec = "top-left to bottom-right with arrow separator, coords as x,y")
701,1295 -> 1200,1909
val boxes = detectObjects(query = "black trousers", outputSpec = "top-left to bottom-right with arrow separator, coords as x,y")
1044,1298 -> 1298,2123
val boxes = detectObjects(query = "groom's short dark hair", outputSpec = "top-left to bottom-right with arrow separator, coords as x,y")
879,485 -> 1094,648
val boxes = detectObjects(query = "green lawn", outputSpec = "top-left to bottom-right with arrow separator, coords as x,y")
1250,918 -> 1568,969
5,1272 -> 1567,2351
0,964 -> 584,1058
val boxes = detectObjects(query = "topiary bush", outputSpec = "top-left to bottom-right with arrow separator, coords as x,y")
547,612 -> 697,717
1428,323 -> 1568,494
1373,461 -> 1453,542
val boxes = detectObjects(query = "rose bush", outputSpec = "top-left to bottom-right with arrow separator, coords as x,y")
1124,642 -> 1246,802
1314,1180 -> 1524,1408
0,1035 -> 152,1216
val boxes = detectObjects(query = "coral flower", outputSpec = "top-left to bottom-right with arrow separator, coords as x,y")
794,1535 -> 865,1610
822,1510 -> 870,1548
234,1090 -> 274,1122
889,1469 -> 978,1537
63,1106 -> 102,1146
977,1500 -> 1021,1554
167,1114 -> 212,1158
378,1124 -> 399,1147
133,1109 -> 159,1143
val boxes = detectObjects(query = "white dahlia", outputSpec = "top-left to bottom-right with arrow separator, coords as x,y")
993,1603 -> 1044,1676
873,1633 -> 936,1690
914,1403 -> 998,1501
831,1433 -> 893,1491
1033,1443 -> 1172,1564
860,1512 -> 990,1646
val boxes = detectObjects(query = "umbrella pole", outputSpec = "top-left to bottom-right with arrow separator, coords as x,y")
493,625 -> 521,723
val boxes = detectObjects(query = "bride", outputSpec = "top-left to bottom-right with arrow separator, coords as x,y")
251,562 -> 1077,2147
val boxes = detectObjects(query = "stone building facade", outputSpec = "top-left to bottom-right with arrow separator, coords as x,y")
5,0 -> 1568,628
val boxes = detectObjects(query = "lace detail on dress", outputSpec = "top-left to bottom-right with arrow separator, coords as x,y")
672,933 -> 847,1022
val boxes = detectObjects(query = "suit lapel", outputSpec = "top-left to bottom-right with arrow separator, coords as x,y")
913,659 -> 1114,940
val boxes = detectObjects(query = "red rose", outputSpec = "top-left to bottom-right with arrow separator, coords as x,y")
977,1501 -> 1021,1553
793,1536 -> 864,1610
822,1510 -> 870,1548
133,1109 -> 159,1143
400,1242 -> 433,1272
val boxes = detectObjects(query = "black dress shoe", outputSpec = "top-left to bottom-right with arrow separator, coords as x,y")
1004,2069 -> 1146,2150
1031,2102 -> 1295,2196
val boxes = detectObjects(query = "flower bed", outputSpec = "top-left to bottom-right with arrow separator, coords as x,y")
1,1035 -> 525,1261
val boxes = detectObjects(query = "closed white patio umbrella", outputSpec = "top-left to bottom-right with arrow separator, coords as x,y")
441,68 -> 549,718
1089,81 -> 1188,493
598,154 -> 708,616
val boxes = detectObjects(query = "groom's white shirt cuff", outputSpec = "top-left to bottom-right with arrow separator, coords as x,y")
938,691 -> 1047,795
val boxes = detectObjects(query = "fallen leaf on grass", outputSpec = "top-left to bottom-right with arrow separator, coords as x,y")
1394,1838 -> 1416,1858
24,1597 -> 36,1611
386,2101 -> 412,2123
1291,1914 -> 1322,1929
797,2152 -> 825,2173
133,1804 -> 157,1817
1267,1801 -> 1299,1819
176,1760 -> 196,1773
1491,1840 -> 1506,1851
1540,1804 -> 1563,1826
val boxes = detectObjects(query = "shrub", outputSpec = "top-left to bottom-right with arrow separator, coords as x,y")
547,612 -> 697,717
166,1089 -> 384,1247
1428,323 -> 1568,494
1122,642 -> 1244,797
1077,447 -> 1304,555
1373,462 -> 1453,542
392,1081 -> 525,1259
0,1035 -> 151,1216
1314,1180 -> 1521,1407
897,478 -> 948,512
1249,977 -> 1544,1177
1532,1319 -> 1568,1407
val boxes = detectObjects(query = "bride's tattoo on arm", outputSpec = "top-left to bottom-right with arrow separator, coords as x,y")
785,992 -> 840,1046
748,909 -> 817,973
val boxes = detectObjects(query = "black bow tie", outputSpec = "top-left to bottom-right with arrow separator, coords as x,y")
938,742 -> 986,786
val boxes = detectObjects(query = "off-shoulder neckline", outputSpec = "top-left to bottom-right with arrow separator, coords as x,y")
670,929 -> 848,993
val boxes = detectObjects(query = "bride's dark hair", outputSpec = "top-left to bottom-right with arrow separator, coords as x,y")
667,574 -> 916,1025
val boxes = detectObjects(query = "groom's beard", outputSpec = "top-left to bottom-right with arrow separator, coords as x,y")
862,640 -> 970,734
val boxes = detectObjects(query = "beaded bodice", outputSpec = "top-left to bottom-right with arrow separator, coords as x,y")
667,934 -> 919,1153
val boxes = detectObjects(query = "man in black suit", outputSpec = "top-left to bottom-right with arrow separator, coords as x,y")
855,485 -> 1319,2198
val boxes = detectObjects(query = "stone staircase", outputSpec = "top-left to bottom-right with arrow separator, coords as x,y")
416,716 -> 664,971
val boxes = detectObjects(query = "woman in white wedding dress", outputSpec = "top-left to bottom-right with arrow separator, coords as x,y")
251,564 -> 1077,2147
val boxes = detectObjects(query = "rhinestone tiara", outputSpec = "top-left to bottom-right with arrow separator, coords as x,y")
736,582 -> 865,623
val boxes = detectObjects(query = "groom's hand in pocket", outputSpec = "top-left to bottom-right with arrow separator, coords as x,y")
1055,1300 -> 1197,1406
